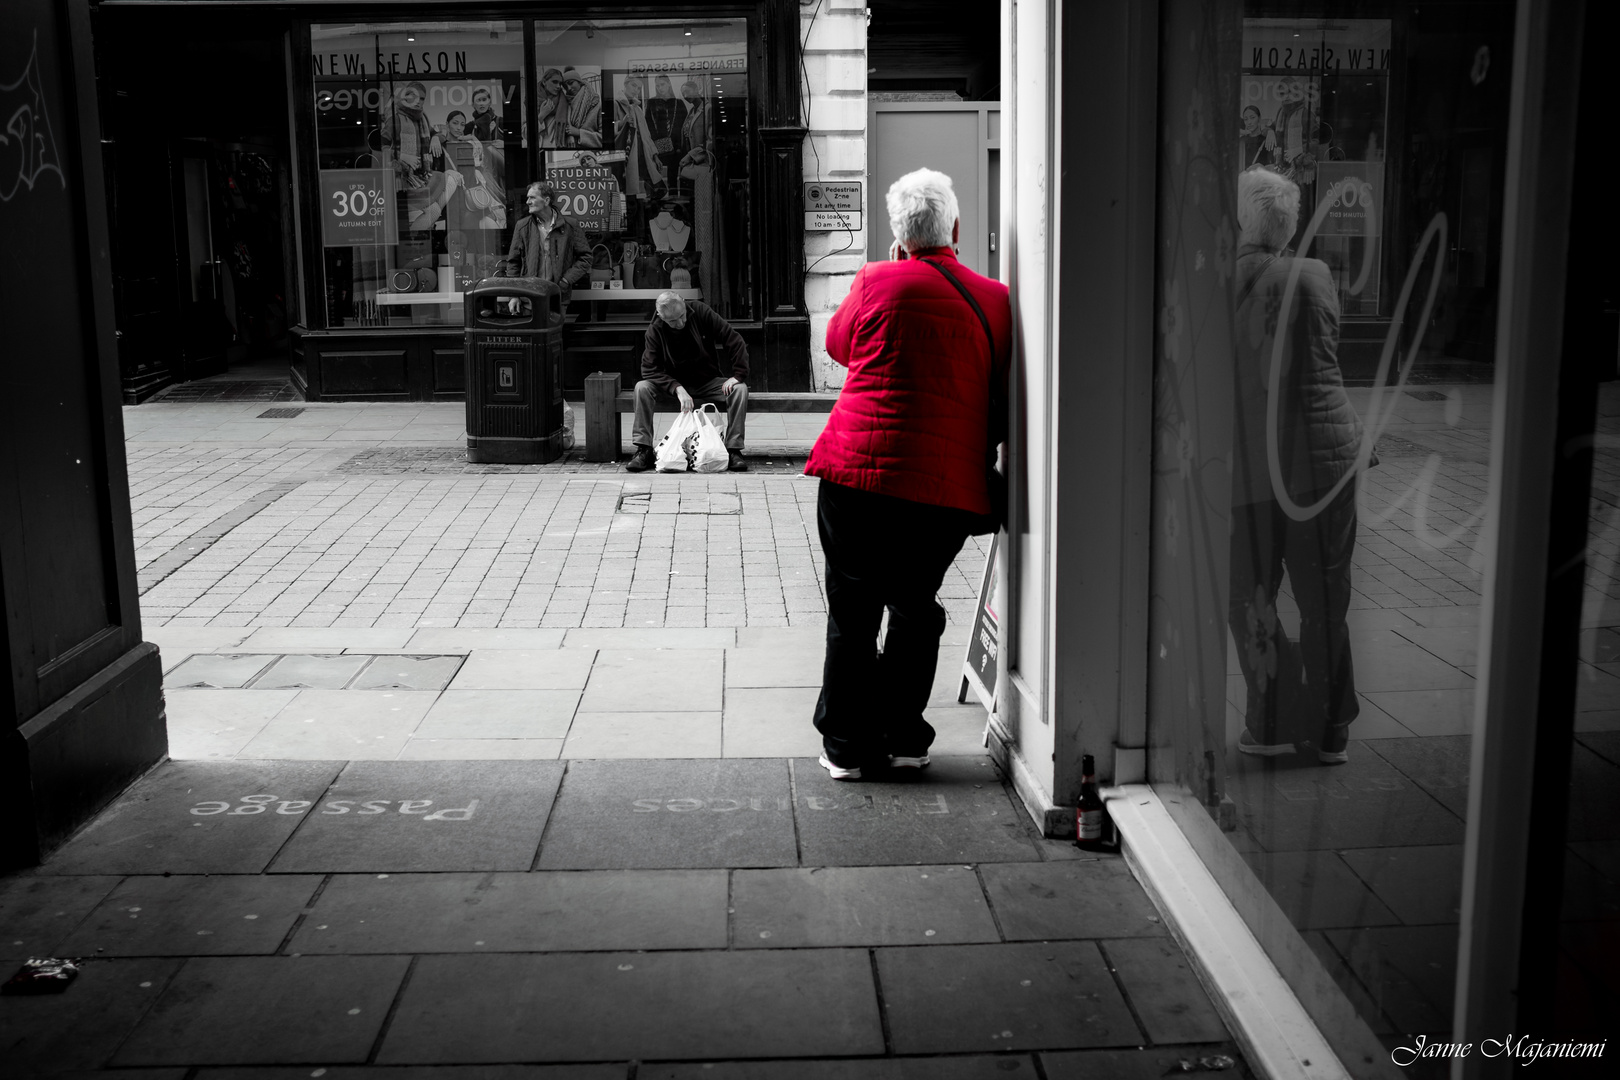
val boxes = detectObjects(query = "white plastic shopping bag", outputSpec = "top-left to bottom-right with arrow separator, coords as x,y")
692,404 -> 730,473
560,401 -> 576,450
655,410 -> 704,472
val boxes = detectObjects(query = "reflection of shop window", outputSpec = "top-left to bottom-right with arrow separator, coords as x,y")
1240,18 -> 1389,317
311,22 -> 526,328
535,19 -> 752,322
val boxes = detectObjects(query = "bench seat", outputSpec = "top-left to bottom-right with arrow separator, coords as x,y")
581,371 -> 835,460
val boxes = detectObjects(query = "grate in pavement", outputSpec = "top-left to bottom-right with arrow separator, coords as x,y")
257,407 -> 306,419
155,380 -> 300,402
618,491 -> 742,515
1404,390 -> 1448,402
336,447 -> 808,474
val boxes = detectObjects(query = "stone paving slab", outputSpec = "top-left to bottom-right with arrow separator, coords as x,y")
0,874 -> 122,961
288,870 -> 728,954
1101,937 -> 1231,1044
536,759 -> 796,870
59,874 -> 321,957
254,653 -> 371,689
1041,1046 -> 1256,1080
269,760 -> 564,873
977,860 -> 1171,941
405,628 -> 568,651
416,690 -> 581,740
721,687 -> 824,758
238,628 -> 415,653
564,628 -> 737,649
1240,849 -> 1402,931
237,689 -> 435,760
44,761 -> 345,875
1226,749 -> 1465,852
164,689 -> 302,760
163,654 -> 278,689
725,646 -> 823,687
876,941 -> 1141,1054
579,649 -> 724,712
112,955 -> 410,1066
643,1059 -> 1042,1080
197,1068 -> 623,1080
450,649 -> 597,690
0,957 -> 184,1074
376,950 -> 884,1063
561,710 -> 723,758
398,738 -> 564,760
790,757 -> 1040,866
1361,735 -> 1470,819
1339,844 -> 1465,927
353,654 -> 465,690
731,865 -> 999,947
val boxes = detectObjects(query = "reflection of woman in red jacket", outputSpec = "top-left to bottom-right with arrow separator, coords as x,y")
805,167 -> 1011,781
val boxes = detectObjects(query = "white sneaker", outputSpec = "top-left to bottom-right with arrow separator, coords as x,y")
888,754 -> 931,769
818,753 -> 861,781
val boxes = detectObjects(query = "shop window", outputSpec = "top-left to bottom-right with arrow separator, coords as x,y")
1147,0 -> 1517,1066
310,22 -> 526,328
533,18 -> 752,322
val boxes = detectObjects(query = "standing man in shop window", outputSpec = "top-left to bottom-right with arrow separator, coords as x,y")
497,181 -> 590,312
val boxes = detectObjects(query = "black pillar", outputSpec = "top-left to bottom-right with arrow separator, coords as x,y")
758,0 -> 810,390
1,0 -> 166,868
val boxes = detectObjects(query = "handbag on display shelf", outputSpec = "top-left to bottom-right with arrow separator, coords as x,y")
635,251 -> 667,289
589,244 -> 615,290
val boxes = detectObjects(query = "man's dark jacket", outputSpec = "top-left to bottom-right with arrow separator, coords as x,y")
641,300 -> 749,394
499,212 -> 591,287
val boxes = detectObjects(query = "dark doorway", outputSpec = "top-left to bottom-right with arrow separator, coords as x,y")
95,11 -> 296,401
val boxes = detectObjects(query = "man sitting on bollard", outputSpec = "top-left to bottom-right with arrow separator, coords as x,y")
626,291 -> 750,472
497,181 -> 591,313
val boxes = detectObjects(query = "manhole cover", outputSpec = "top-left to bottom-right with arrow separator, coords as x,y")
618,491 -> 742,515
1405,390 -> 1448,402
257,407 -> 306,419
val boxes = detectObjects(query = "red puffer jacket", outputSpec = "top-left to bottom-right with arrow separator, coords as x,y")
806,248 -> 1011,514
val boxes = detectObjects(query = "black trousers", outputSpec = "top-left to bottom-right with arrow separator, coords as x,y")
813,479 -> 974,767
1228,481 -> 1360,752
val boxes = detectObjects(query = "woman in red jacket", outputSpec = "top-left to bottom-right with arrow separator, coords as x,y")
805,167 -> 1011,780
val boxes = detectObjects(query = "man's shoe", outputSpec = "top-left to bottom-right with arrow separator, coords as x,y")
888,753 -> 931,770
1317,747 -> 1349,765
727,450 -> 748,472
818,753 -> 861,781
1238,730 -> 1296,757
624,446 -> 655,473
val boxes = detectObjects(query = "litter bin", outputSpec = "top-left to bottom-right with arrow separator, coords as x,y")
464,277 -> 566,464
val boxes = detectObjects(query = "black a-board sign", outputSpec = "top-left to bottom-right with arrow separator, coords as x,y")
958,532 -> 1001,712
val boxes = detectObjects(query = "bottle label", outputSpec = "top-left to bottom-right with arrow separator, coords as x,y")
1078,808 -> 1104,841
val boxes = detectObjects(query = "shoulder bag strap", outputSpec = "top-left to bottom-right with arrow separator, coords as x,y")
920,258 -> 995,360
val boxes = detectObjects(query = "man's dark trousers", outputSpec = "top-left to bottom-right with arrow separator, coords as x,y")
813,479 -> 974,768
632,377 -> 747,449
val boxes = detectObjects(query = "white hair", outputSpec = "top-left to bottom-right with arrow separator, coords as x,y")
1237,167 -> 1300,251
655,291 -> 684,314
886,167 -> 959,250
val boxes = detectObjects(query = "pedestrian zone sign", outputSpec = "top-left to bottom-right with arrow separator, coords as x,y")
805,182 -> 861,232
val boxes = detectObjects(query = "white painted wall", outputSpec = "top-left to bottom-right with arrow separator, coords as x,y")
801,0 -> 868,391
